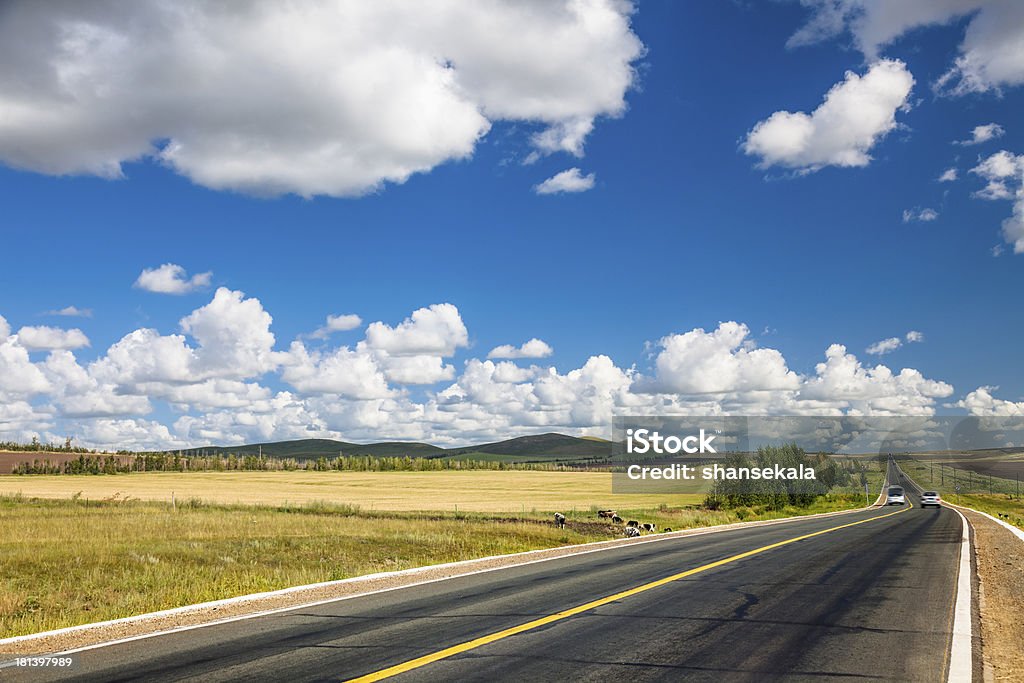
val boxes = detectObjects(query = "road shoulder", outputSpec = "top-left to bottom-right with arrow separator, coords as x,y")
960,508 -> 1024,683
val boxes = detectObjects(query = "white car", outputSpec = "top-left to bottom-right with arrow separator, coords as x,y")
886,486 -> 905,505
920,491 -> 941,508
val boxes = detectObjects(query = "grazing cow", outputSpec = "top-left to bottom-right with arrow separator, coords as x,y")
626,520 -> 639,528
611,515 -> 623,524
597,510 -> 616,519
641,523 -> 656,532
662,528 -> 673,533
624,526 -> 641,538
554,512 -> 566,529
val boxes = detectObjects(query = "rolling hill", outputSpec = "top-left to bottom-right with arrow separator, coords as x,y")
177,433 -> 611,463
444,433 -> 611,459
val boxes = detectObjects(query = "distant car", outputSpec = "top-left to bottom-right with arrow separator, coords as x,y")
920,491 -> 941,508
886,486 -> 906,505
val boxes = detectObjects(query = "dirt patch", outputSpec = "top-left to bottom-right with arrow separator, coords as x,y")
962,509 -> 1024,682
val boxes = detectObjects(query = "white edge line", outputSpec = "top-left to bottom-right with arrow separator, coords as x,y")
946,504 -> 974,683
0,496 -> 890,661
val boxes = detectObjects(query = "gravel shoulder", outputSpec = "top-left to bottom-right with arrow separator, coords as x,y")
961,508 -> 1024,682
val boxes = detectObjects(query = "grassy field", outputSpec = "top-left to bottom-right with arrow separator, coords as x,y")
0,470 -> 702,512
0,484 -> 869,638
897,457 -> 1024,529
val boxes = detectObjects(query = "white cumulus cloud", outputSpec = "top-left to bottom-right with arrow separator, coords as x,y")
954,386 -> 1024,416
970,150 -> 1024,253
866,330 -> 924,355
800,344 -> 952,414
281,342 -> 392,399
534,168 -> 596,195
91,287 -> 280,389
789,1 -> 1024,95
309,314 -> 363,339
0,300 -> 996,449
938,168 -> 958,182
15,325 -> 90,351
866,337 -> 902,355
743,59 -> 914,173
488,338 -> 554,359
635,322 -> 801,394
134,263 -> 212,294
0,329 -> 52,397
971,150 -> 1021,200
365,303 -> 468,356
957,123 -> 1005,145
0,1 -> 643,198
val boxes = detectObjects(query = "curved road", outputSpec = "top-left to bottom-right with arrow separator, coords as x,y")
6,462 -> 972,682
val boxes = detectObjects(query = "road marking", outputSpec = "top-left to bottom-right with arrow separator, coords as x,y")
345,503 -> 913,683
946,505 -> 974,683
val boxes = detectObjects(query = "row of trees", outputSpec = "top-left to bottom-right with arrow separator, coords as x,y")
703,444 -> 860,511
10,452 -> 570,475
0,437 -> 91,453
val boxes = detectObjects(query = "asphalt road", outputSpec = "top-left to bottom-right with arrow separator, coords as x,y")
5,462 -> 969,682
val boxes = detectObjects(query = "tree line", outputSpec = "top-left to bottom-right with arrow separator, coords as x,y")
0,437 -> 91,453
703,444 -> 868,510
10,452 -> 572,475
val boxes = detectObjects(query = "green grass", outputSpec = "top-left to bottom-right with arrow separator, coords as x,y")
950,494 -> 1024,530
896,458 -> 1024,530
0,492 -> 865,638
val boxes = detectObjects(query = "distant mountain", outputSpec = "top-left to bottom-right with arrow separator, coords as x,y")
445,433 -> 611,458
177,432 -> 611,462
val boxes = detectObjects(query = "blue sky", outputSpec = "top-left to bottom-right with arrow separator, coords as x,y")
0,1 -> 1022,449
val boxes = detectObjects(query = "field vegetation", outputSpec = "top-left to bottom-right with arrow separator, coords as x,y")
897,456 -> 1024,529
0,470 -> 692,511
0,449 -> 885,638
0,485 -> 868,638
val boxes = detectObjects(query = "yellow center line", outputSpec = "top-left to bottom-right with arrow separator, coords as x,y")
345,501 -> 913,682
